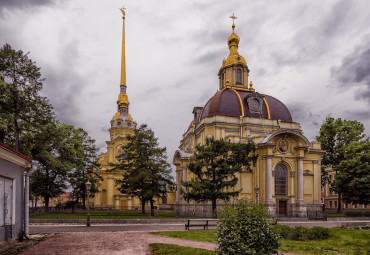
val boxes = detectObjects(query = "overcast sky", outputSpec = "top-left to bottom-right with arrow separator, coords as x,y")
1,0 -> 369,174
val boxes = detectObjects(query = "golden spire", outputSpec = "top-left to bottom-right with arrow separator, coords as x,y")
120,6 -> 126,86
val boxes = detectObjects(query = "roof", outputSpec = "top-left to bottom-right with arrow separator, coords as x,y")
0,142 -> 32,162
199,88 -> 292,122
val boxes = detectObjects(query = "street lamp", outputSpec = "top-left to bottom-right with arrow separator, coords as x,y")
86,180 -> 92,227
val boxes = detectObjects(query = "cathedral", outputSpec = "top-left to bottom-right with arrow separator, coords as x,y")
173,16 -> 324,218
92,9 -> 175,210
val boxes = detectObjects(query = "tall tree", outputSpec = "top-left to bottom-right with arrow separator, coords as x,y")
68,128 -> 102,210
181,137 -> 258,218
30,123 -> 81,211
332,140 -> 370,206
114,124 -> 173,216
0,43 -> 54,153
317,117 -> 366,213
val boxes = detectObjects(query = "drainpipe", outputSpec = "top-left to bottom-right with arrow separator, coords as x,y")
24,160 -> 38,239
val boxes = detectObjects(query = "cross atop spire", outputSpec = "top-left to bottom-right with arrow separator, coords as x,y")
230,13 -> 237,25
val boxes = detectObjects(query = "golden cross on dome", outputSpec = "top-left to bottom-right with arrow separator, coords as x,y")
230,13 -> 237,24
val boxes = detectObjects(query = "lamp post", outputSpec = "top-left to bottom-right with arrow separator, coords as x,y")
86,180 -> 92,227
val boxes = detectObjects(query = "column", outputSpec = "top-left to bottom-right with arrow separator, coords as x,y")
107,175 -> 114,206
264,155 -> 273,202
312,160 -> 320,203
95,191 -> 102,207
127,196 -> 132,210
176,170 -> 181,202
297,157 -> 304,202
114,195 -> 120,210
182,167 -> 187,183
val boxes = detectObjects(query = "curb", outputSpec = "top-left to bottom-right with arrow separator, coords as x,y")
30,219 -> 190,224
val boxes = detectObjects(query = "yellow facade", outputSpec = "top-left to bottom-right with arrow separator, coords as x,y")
173,18 -> 324,218
93,9 -> 175,210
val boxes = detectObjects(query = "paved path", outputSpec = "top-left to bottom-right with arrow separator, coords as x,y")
29,223 -> 193,234
21,231 -> 217,255
29,219 -> 370,234
23,220 -> 370,254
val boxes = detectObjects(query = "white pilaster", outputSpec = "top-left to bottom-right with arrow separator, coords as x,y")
265,155 -> 273,202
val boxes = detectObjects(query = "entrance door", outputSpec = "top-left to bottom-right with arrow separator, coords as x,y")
278,201 -> 286,217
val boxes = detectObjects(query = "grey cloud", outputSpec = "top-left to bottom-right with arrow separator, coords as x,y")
271,0 -> 356,67
40,42 -> 86,126
0,0 -> 56,17
343,109 -> 370,120
194,48 -> 225,65
331,39 -> 370,104
286,102 -> 321,128
43,66 -> 83,125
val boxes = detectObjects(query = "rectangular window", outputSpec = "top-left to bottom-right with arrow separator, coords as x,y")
334,201 -> 337,208
354,204 -> 357,209
330,201 -> 332,208
236,69 -> 242,84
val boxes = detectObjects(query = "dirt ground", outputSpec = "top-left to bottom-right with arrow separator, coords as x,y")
19,232 -> 217,255
0,235 -> 49,255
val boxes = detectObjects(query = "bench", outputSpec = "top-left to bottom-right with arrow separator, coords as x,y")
185,219 -> 218,230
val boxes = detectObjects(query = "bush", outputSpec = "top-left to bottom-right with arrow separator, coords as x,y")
307,227 -> 330,240
345,211 -> 363,217
274,225 -> 291,239
290,226 -> 308,241
274,225 -> 331,241
216,199 -> 280,255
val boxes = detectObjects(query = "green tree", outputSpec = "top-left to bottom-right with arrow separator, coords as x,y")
181,137 -> 257,218
332,140 -> 370,205
0,44 -> 101,212
114,124 -> 173,216
0,43 -> 54,153
217,199 -> 280,255
317,117 -> 366,212
68,128 -> 102,210
30,123 -> 83,211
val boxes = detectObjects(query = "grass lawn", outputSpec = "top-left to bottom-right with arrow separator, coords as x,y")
280,228 -> 370,255
152,230 -> 217,243
150,243 -> 215,255
30,210 -> 191,219
152,228 -> 370,255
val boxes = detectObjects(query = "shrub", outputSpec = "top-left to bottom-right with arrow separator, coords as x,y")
307,227 -> 330,240
274,225 -> 291,239
290,226 -> 308,241
345,211 -> 363,217
216,199 -> 280,255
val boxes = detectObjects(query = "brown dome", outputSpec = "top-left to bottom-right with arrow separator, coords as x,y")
199,88 -> 292,122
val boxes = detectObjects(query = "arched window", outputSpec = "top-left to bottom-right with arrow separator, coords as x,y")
275,164 -> 287,195
236,69 -> 242,84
